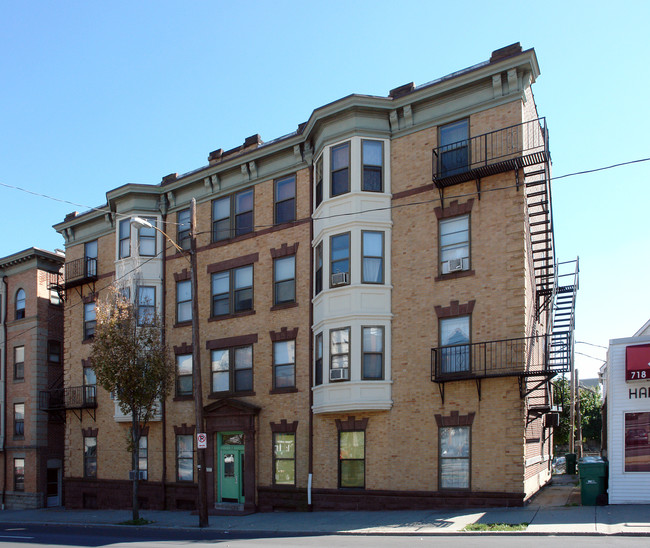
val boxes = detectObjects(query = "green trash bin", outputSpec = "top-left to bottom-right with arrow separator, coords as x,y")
578,456 -> 607,506
565,453 -> 577,475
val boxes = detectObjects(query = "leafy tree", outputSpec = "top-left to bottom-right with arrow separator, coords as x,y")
90,287 -> 174,520
553,376 -> 603,449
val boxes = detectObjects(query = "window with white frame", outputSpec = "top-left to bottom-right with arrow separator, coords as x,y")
339,430 -> 365,488
137,286 -> 155,326
362,140 -> 383,192
362,326 -> 384,380
177,208 -> 191,250
315,156 -> 323,208
330,142 -> 350,197
84,435 -> 97,478
273,432 -> 296,485
118,219 -> 131,259
83,302 -> 96,339
330,328 -> 350,381
14,346 -> 24,380
361,231 -> 384,284
85,240 -> 98,277
176,280 -> 192,323
439,425 -> 470,489
138,217 -> 156,256
14,403 -> 24,437
439,215 -> 470,274
314,333 -> 323,386
314,242 -> 323,295
139,435 -> 148,478
176,434 -> 193,482
330,233 -> 350,287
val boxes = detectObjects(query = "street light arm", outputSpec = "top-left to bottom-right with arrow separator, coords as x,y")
130,216 -> 188,260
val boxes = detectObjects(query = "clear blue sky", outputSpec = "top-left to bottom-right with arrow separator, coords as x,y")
2,1 -> 648,378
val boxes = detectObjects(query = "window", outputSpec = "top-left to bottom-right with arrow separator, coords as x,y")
137,286 -> 155,326
439,119 -> 469,178
330,328 -> 350,382
50,288 -> 61,306
330,142 -> 350,196
176,354 -> 193,397
362,326 -> 384,380
177,208 -> 191,250
84,303 -> 96,339
273,340 -> 295,389
625,412 -> 650,472
83,365 -> 96,405
362,140 -> 383,192
315,156 -> 323,208
361,231 -> 384,284
84,435 -> 97,478
138,216 -> 156,256
85,239 -> 98,277
330,233 -> 350,287
274,256 -> 295,305
176,280 -> 192,323
177,434 -> 193,482
139,436 -> 148,477
275,175 -> 296,224
339,431 -> 365,488
439,215 -> 470,274
315,333 -> 323,386
14,459 -> 24,492
14,346 -> 24,380
14,403 -> 24,437
15,288 -> 25,319
211,345 -> 253,394
212,189 -> 254,242
273,433 -> 296,485
440,316 -> 470,373
439,426 -> 470,489
315,242 -> 323,295
48,340 -> 61,364
211,265 -> 253,317
118,219 -> 131,259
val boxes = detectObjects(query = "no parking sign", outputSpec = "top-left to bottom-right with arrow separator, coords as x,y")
197,432 -> 207,449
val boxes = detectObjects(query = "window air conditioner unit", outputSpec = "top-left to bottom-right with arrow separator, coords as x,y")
330,368 -> 349,381
129,470 -> 147,480
448,258 -> 463,272
331,272 -> 349,286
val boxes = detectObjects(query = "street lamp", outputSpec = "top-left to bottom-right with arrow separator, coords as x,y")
131,198 -> 209,527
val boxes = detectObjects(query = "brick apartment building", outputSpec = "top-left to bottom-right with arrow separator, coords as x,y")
0,248 -> 65,509
49,43 -> 578,512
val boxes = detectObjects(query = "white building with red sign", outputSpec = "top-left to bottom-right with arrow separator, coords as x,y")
604,320 -> 650,503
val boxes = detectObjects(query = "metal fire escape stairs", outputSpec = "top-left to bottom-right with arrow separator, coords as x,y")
523,149 -> 579,422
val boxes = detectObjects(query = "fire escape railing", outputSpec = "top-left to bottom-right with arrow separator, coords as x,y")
432,117 -> 548,186
431,332 -> 570,382
39,385 -> 97,411
64,257 -> 98,287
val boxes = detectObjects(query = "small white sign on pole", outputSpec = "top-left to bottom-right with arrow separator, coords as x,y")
197,432 -> 207,449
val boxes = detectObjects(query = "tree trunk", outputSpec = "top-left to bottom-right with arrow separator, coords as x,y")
132,416 -> 140,521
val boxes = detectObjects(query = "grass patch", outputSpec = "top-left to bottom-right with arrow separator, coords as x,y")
118,518 -> 154,526
464,522 -> 528,532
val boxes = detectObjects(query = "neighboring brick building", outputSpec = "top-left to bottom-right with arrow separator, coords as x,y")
51,43 -> 577,512
0,248 -> 65,509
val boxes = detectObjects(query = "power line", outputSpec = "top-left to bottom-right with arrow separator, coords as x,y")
576,341 -> 608,350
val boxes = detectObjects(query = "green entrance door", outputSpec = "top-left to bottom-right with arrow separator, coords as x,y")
218,433 -> 245,503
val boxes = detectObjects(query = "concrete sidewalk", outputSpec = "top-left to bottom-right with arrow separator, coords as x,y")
0,476 -> 647,536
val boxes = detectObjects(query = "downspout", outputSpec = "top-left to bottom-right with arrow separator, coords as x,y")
2,275 -> 8,509
308,145 -> 314,510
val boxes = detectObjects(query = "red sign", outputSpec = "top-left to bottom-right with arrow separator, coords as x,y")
626,344 -> 650,381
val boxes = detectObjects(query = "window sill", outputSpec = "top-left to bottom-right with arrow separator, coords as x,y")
13,436 -> 24,441
174,321 -> 192,328
82,337 -> 94,345
269,387 -> 298,395
208,390 -> 256,399
270,302 -> 298,312
208,310 -> 255,322
435,269 -> 475,282
13,378 -> 25,383
173,395 -> 194,402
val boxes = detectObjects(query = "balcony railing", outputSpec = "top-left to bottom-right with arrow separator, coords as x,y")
431,332 -> 570,382
39,385 -> 97,411
432,117 -> 548,187
64,257 -> 98,288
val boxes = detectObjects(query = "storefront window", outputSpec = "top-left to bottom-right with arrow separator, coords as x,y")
625,412 -> 650,472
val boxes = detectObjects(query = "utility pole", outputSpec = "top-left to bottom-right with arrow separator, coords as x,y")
576,368 -> 583,458
190,198 -> 209,527
570,366 -> 575,454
